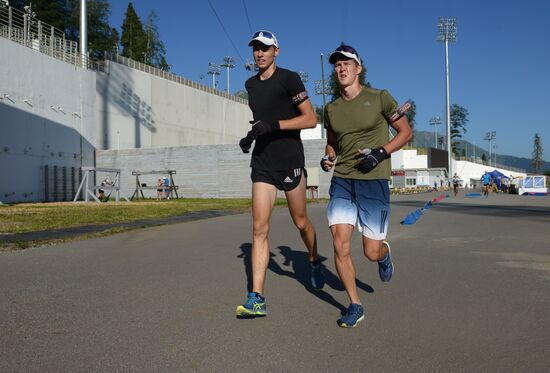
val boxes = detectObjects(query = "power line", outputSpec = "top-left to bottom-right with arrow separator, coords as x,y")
206,0 -> 246,66
242,0 -> 253,34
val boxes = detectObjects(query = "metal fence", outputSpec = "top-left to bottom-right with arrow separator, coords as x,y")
103,52 -> 248,105
1,4 -> 247,105
0,4 -> 103,71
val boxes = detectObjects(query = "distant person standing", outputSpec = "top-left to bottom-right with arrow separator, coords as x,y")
163,177 -> 170,199
452,173 -> 460,196
156,179 -> 164,200
482,172 -> 491,197
320,44 -> 412,327
235,30 -> 324,318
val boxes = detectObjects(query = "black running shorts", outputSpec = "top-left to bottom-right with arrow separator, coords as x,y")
251,167 -> 307,191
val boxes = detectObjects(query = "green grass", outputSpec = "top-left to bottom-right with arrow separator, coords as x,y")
0,198 -> 290,234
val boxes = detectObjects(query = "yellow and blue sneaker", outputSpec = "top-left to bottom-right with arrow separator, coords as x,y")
236,292 -> 267,318
337,303 -> 364,328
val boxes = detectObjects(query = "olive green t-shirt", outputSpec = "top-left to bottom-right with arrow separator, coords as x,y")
325,86 -> 398,180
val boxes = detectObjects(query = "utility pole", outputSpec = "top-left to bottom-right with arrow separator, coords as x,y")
437,17 -> 457,180
220,56 -> 235,94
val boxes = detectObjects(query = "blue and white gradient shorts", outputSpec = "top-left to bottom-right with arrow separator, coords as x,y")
327,177 -> 390,240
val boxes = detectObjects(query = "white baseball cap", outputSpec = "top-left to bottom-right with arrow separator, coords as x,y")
248,30 -> 279,48
329,44 -> 362,65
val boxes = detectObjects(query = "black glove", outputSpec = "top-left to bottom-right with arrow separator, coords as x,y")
356,147 -> 389,173
239,130 -> 255,153
250,119 -> 280,138
320,155 -> 334,172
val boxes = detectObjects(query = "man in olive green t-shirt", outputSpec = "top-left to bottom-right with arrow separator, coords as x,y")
320,44 -> 412,328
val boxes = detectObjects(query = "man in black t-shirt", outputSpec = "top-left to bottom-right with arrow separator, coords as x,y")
236,30 -> 325,318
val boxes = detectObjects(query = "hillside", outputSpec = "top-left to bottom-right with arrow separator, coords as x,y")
412,131 -> 550,173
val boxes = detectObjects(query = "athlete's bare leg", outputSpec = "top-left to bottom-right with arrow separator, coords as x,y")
362,237 -> 388,262
331,223 -> 361,304
285,174 -> 319,262
251,182 -> 277,294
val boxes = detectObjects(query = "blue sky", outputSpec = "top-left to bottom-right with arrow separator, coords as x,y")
109,0 -> 549,160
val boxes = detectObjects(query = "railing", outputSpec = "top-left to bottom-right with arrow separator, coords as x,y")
103,52 -> 248,105
0,4 -> 103,71
0,4 -> 247,105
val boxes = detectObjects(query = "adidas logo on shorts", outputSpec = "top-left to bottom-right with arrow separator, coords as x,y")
284,176 -> 293,183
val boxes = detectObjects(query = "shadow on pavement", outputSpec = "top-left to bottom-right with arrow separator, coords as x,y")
237,243 -> 374,313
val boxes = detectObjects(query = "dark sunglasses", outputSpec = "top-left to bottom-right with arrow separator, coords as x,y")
252,31 -> 274,40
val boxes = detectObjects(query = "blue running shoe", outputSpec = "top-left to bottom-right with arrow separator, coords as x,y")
310,262 -> 325,290
337,303 -> 364,328
378,241 -> 394,282
236,292 -> 267,318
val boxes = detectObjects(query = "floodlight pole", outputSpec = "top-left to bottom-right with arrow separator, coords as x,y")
207,62 -> 221,89
483,131 -> 496,167
320,53 -> 328,139
80,0 -> 87,68
220,56 -> 235,94
429,116 -> 441,149
437,17 -> 457,180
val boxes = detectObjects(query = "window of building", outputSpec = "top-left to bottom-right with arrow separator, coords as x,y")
406,178 -> 416,186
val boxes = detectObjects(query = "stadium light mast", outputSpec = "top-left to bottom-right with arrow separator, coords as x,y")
207,63 -> 221,89
298,71 -> 309,84
437,17 -> 457,179
429,116 -> 441,149
484,131 -> 496,167
220,56 -> 235,94
314,53 -> 330,139
80,0 -> 87,67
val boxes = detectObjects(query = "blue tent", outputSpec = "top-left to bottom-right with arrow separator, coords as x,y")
488,170 -> 509,187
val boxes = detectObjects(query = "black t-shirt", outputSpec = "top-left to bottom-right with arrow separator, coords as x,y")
245,67 -> 309,171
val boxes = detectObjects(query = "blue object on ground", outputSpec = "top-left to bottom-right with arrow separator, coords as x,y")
401,213 -> 417,225
465,193 -> 481,197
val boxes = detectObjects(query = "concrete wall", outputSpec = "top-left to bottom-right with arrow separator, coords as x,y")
95,61 -> 252,150
0,37 -> 96,203
96,139 -> 333,198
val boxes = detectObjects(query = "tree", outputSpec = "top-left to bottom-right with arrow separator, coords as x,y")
234,90 -> 248,100
481,153 -> 487,162
404,100 -> 417,145
25,0 -> 116,60
532,133 -> 544,174
450,104 -> 469,155
120,2 -> 147,61
143,10 -> 169,70
86,0 -> 117,59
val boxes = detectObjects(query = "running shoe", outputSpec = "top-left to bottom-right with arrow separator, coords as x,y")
378,241 -> 394,282
337,303 -> 364,328
310,262 -> 325,290
235,292 -> 267,318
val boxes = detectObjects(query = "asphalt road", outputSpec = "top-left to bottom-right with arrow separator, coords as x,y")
1,191 -> 549,372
